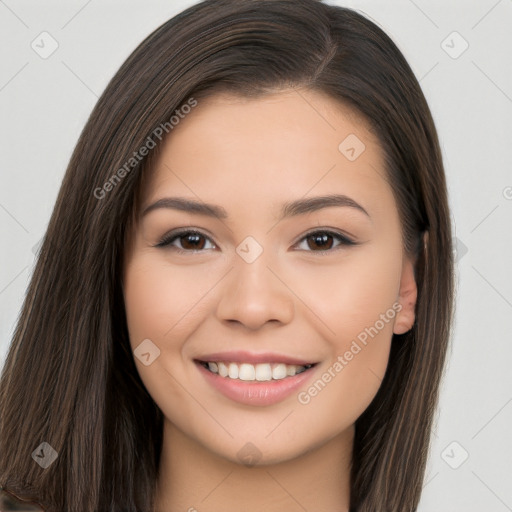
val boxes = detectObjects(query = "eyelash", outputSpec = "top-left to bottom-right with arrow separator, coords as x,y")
155,228 -> 357,254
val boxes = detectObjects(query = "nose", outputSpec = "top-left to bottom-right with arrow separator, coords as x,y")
215,248 -> 295,331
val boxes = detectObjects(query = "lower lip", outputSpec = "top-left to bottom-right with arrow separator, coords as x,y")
196,362 -> 317,406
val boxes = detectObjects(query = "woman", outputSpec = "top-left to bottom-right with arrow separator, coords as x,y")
0,0 -> 454,510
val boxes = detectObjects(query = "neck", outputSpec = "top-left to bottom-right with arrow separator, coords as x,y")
153,419 -> 353,512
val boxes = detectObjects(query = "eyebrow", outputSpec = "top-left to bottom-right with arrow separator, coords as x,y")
141,193 -> 370,221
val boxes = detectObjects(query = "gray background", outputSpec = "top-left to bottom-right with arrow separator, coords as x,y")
1,0 -> 511,510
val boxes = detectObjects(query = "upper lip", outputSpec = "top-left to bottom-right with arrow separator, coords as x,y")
195,350 -> 317,366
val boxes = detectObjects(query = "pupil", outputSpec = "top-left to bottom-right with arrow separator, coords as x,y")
310,233 -> 333,250
182,234 -> 204,250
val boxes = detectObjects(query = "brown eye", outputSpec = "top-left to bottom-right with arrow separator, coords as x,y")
296,230 -> 356,252
179,233 -> 207,250
306,232 -> 334,250
156,230 -> 216,252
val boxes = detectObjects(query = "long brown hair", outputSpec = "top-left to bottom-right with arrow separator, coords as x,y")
0,1 -> 454,510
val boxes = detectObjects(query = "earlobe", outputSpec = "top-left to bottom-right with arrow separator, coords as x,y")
393,256 -> 418,335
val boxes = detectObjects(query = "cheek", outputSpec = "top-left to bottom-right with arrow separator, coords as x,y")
122,257 -> 213,424
287,245 -> 401,416
122,255 -> 225,417
287,242 -> 402,344
292,305 -> 395,445
123,256 -> 214,346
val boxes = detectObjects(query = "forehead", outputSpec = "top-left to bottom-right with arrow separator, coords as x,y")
159,88 -> 379,159
141,88 -> 392,219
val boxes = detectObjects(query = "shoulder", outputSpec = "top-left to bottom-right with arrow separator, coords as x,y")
0,488 -> 45,511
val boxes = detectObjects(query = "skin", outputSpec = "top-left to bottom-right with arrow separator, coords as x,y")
122,88 -> 418,512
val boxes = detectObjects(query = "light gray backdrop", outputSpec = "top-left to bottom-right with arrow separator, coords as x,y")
1,1 -> 511,510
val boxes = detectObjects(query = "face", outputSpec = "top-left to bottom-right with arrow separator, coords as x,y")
123,88 -> 417,465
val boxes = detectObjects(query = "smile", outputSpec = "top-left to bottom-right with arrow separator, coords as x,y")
199,361 -> 314,381
195,356 -> 318,406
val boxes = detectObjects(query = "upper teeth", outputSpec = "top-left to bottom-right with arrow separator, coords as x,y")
205,361 -> 311,381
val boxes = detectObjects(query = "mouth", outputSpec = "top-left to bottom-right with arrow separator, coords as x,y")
194,354 -> 319,406
196,360 -> 317,381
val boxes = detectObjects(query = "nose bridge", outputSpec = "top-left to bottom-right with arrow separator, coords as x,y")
235,241 -> 273,290
215,236 -> 295,329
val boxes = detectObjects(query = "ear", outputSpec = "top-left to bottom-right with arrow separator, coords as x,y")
393,253 -> 419,335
